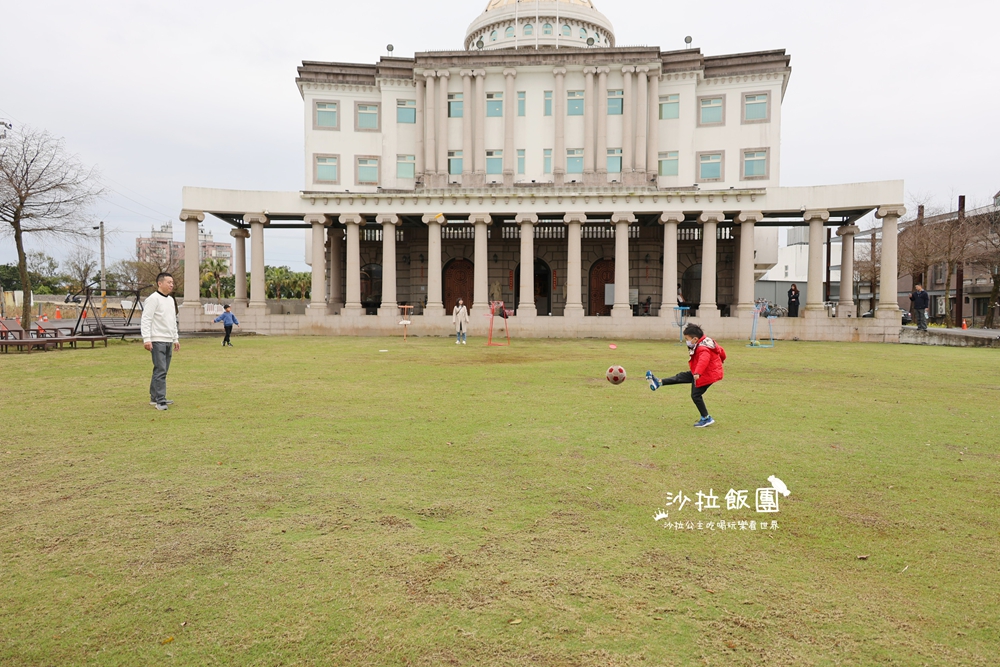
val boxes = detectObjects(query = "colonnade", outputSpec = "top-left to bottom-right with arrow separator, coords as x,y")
416,65 -> 662,185
178,208 -> 904,320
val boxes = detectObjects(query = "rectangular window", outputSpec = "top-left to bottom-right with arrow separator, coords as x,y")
566,148 -> 584,174
518,91 -> 526,117
543,149 -> 552,174
567,91 -> 584,116
448,151 -> 463,176
607,89 -> 623,115
357,103 -> 380,131
744,93 -> 768,122
396,99 -> 416,124
699,97 -> 723,125
699,152 -> 723,181
315,101 -> 339,129
658,151 -> 679,177
396,154 -> 415,179
315,155 -> 338,183
487,92 -> 503,117
486,150 -> 503,175
517,149 -> 525,174
743,149 -> 768,179
544,91 -> 553,116
659,94 -> 679,120
357,157 -> 379,185
607,148 -> 622,174
448,93 -> 463,118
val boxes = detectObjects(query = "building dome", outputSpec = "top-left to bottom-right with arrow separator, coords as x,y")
465,0 -> 615,51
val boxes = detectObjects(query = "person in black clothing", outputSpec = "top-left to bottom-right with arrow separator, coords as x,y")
787,284 -> 801,317
910,284 -> 930,331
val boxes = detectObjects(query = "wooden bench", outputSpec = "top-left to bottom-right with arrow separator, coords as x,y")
0,320 -> 54,353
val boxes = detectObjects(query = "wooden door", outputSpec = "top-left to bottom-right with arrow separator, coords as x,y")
589,259 -> 615,316
443,259 -> 474,311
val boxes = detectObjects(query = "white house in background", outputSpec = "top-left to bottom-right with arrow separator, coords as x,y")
177,0 -> 906,342
757,227 -> 844,309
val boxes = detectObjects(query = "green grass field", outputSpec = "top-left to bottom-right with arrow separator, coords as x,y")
1,335 -> 998,666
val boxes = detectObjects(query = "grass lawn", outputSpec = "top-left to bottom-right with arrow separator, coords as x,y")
1,334 -> 998,666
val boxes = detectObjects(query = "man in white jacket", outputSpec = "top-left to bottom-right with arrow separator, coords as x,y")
140,273 -> 180,410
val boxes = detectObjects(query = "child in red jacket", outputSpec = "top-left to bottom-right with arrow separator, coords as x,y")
645,323 -> 726,428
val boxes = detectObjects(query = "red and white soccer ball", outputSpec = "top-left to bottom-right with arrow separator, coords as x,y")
606,365 -> 627,385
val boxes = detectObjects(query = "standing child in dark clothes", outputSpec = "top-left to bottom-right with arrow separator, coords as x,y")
213,305 -> 239,347
645,323 -> 726,428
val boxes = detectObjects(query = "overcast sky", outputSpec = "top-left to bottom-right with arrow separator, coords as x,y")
2,0 -> 998,272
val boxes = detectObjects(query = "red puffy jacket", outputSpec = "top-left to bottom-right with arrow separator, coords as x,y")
689,336 -> 726,387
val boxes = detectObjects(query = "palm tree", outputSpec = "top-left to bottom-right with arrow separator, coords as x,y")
201,258 -> 228,300
265,266 -> 293,300
294,272 -> 311,300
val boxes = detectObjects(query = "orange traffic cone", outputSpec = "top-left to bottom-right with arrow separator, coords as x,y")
82,309 -> 87,319
41,314 -> 49,322
55,308 -> 61,319
962,319 -> 968,330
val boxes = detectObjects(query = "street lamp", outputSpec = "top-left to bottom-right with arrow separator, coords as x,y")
92,221 -> 106,315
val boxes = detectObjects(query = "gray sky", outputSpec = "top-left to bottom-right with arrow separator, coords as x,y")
2,0 -> 998,272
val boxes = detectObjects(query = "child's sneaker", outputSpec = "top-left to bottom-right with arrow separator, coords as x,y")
645,371 -> 661,391
694,416 -> 715,428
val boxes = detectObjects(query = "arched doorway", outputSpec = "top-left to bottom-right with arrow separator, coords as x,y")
589,259 -> 615,316
514,259 -> 552,315
443,258 -> 474,312
361,263 -> 382,315
681,263 -> 701,314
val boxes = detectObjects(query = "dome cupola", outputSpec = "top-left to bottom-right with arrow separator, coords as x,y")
465,0 -> 615,51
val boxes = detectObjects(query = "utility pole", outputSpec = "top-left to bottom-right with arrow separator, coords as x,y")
93,221 -> 107,316
956,196 -> 965,326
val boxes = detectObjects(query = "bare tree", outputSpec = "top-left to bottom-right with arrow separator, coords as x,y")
935,210 -> 979,328
65,247 -> 98,292
0,127 -> 104,323
855,229 -> 880,314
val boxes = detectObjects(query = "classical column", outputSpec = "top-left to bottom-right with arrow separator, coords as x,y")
698,211 -> 723,319
305,214 -> 330,313
424,72 -> 437,176
437,70 -> 450,178
422,213 -> 445,316
736,211 -> 762,316
659,212 -> 683,316
876,206 -> 906,317
246,212 -> 268,310
515,213 -> 538,317
837,224 -> 860,318
564,212 -> 586,317
647,70 -> 660,178
553,67 -> 567,184
611,212 -> 635,319
415,76 -> 425,177
503,68 -> 517,182
340,213 -> 365,316
584,68 -> 596,177
180,210 -> 204,308
474,70 -> 486,180
460,70 -> 474,177
377,214 -> 401,317
635,66 -> 649,180
804,209 -> 830,316
596,67 -> 609,178
470,213 -> 492,315
229,228 -> 249,307
328,226 -> 343,314
622,66 -> 635,174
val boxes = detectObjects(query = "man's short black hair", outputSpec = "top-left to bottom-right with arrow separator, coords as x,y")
224,304 -> 231,309
155,272 -> 173,284
683,323 -> 704,339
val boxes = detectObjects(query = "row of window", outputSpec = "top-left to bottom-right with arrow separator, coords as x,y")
313,149 -> 769,185
315,92 -> 769,130
489,24 -> 607,42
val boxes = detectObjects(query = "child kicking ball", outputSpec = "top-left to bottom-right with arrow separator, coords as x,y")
646,323 -> 726,428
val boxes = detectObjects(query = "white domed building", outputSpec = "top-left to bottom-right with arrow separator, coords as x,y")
179,0 -> 906,342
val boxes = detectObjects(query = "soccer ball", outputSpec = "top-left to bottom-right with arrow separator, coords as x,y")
606,365 -> 627,385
